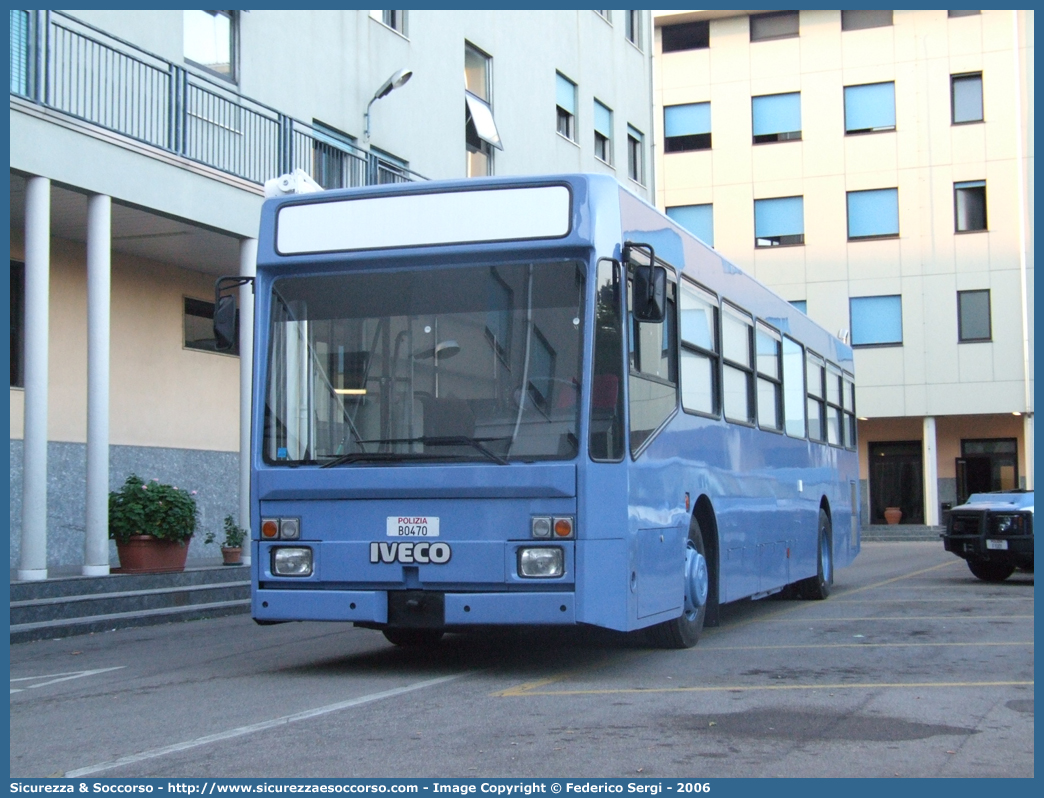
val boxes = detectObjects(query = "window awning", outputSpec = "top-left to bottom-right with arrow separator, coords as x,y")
465,92 -> 503,150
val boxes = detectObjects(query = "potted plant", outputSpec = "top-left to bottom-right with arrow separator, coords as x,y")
109,474 -> 198,573
206,515 -> 247,566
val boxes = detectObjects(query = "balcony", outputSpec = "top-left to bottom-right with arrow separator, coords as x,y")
9,10 -> 425,191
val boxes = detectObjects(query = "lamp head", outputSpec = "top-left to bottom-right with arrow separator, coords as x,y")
375,68 -> 413,100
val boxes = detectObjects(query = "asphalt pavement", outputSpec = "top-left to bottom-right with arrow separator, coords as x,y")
9,541 -> 1034,778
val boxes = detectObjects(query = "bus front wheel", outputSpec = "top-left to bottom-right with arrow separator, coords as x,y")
647,517 -> 709,649
797,509 -> 833,600
382,627 -> 445,647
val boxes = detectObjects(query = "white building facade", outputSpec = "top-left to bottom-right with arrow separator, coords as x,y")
653,9 -> 1033,527
9,10 -> 654,576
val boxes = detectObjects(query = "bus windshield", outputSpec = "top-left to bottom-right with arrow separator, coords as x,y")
264,260 -> 585,465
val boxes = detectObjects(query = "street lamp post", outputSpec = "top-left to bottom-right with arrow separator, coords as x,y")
364,68 -> 413,141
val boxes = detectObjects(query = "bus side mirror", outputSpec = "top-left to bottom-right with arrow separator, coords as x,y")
213,275 -> 254,351
214,294 -> 238,351
625,241 -> 665,323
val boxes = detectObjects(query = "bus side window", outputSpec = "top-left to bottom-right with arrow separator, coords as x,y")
679,280 -> 720,417
826,363 -> 843,446
721,303 -> 755,425
843,372 -> 856,449
782,335 -> 806,437
628,273 -> 677,455
806,351 -> 826,442
590,259 -> 625,461
756,322 -> 783,431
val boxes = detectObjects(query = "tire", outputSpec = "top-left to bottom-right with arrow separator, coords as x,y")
797,509 -> 833,600
381,627 -> 445,647
646,516 -> 710,649
967,559 -> 1015,582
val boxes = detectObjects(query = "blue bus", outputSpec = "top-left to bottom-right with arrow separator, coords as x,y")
218,173 -> 860,648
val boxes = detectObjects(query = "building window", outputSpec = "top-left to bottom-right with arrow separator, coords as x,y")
752,92 -> 801,143
754,196 -> 804,247
185,297 -> 238,355
625,11 -> 641,47
948,10 -> 980,18
594,100 -> 613,165
311,122 -> 359,190
664,103 -> 711,152
844,82 -> 896,134
10,260 -> 24,387
850,295 -> 903,347
722,304 -> 754,424
556,72 -> 577,141
841,10 -> 893,30
952,73 -> 983,124
594,11 -> 611,23
380,10 -> 407,35
10,9 -> 30,96
627,126 -> 644,184
370,147 -> 411,184
679,280 -> 720,417
662,20 -> 709,52
790,300 -> 807,314
847,188 -> 899,239
957,289 -> 991,342
954,180 -> 987,232
465,43 -> 500,177
184,10 -> 235,80
750,11 -> 799,42
667,204 -> 713,247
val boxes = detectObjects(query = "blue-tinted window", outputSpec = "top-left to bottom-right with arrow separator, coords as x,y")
556,73 -> 577,140
752,92 -> 801,143
667,204 -> 713,247
850,295 -> 902,346
952,73 -> 983,124
844,82 -> 895,133
594,100 -> 613,163
847,188 -> 899,239
664,102 -> 711,152
10,10 -> 30,96
754,196 -> 804,247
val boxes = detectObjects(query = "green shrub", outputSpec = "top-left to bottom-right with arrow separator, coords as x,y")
205,514 -> 247,548
108,474 -> 197,544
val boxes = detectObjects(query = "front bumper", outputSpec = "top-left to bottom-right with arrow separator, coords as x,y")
254,588 -> 576,626
942,534 -> 1034,565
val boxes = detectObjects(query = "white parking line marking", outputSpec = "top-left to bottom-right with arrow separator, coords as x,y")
10,667 -> 125,694
65,672 -> 467,777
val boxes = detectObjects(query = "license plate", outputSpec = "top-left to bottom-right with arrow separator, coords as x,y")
387,516 -> 440,537
986,539 -> 1008,550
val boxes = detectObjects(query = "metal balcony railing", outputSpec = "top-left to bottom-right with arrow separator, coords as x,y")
9,10 -> 425,188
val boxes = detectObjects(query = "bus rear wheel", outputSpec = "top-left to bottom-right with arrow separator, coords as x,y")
647,517 -> 709,649
797,509 -> 833,600
382,628 -> 445,647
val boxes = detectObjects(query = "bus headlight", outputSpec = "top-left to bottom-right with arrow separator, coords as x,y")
272,547 -> 313,576
518,547 -> 564,578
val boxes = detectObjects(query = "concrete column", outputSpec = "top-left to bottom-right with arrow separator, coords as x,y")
923,416 -> 939,527
239,238 -> 257,566
83,194 -> 112,576
19,176 -> 50,581
1024,414 -> 1034,490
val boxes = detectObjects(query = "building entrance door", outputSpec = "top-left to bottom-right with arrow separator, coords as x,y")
955,438 -> 1018,505
869,441 -> 924,524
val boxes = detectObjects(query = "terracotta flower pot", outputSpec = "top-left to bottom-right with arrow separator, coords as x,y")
883,507 -> 903,525
115,535 -> 191,573
221,546 -> 243,566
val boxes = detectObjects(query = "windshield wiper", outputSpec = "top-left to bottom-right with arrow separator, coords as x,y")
321,436 -> 510,467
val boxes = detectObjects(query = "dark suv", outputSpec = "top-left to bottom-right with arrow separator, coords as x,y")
942,490 -> 1034,582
